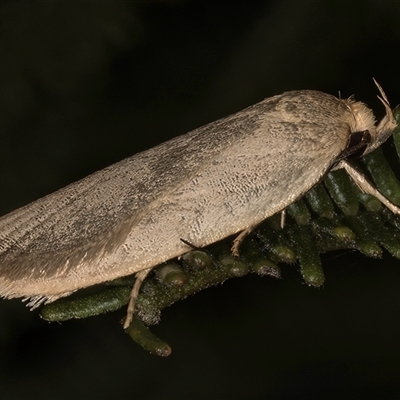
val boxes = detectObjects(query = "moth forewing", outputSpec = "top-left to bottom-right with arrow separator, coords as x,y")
0,82 -> 398,329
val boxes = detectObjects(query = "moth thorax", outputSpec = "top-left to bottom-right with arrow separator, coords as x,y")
347,100 -> 377,135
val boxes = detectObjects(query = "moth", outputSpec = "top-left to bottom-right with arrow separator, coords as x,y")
0,80 -> 398,328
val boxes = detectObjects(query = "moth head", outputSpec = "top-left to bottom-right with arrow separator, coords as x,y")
344,79 -> 397,159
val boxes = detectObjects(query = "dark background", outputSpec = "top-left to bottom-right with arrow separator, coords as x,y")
1,1 -> 400,398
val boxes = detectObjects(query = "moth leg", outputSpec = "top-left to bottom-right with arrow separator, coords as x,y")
280,209 -> 286,229
338,160 -> 400,215
180,238 -> 200,250
231,224 -> 258,257
123,267 -> 152,329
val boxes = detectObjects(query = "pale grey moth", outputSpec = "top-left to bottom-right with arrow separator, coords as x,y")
0,80 -> 398,328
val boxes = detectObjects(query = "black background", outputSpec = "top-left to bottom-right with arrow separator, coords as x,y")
1,1 -> 400,399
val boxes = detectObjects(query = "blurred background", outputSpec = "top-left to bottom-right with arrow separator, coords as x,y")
1,1 -> 400,398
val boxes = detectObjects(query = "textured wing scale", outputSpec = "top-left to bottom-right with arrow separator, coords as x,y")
0,90 -> 352,303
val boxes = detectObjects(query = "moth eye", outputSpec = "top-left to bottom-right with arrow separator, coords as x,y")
343,130 -> 372,159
